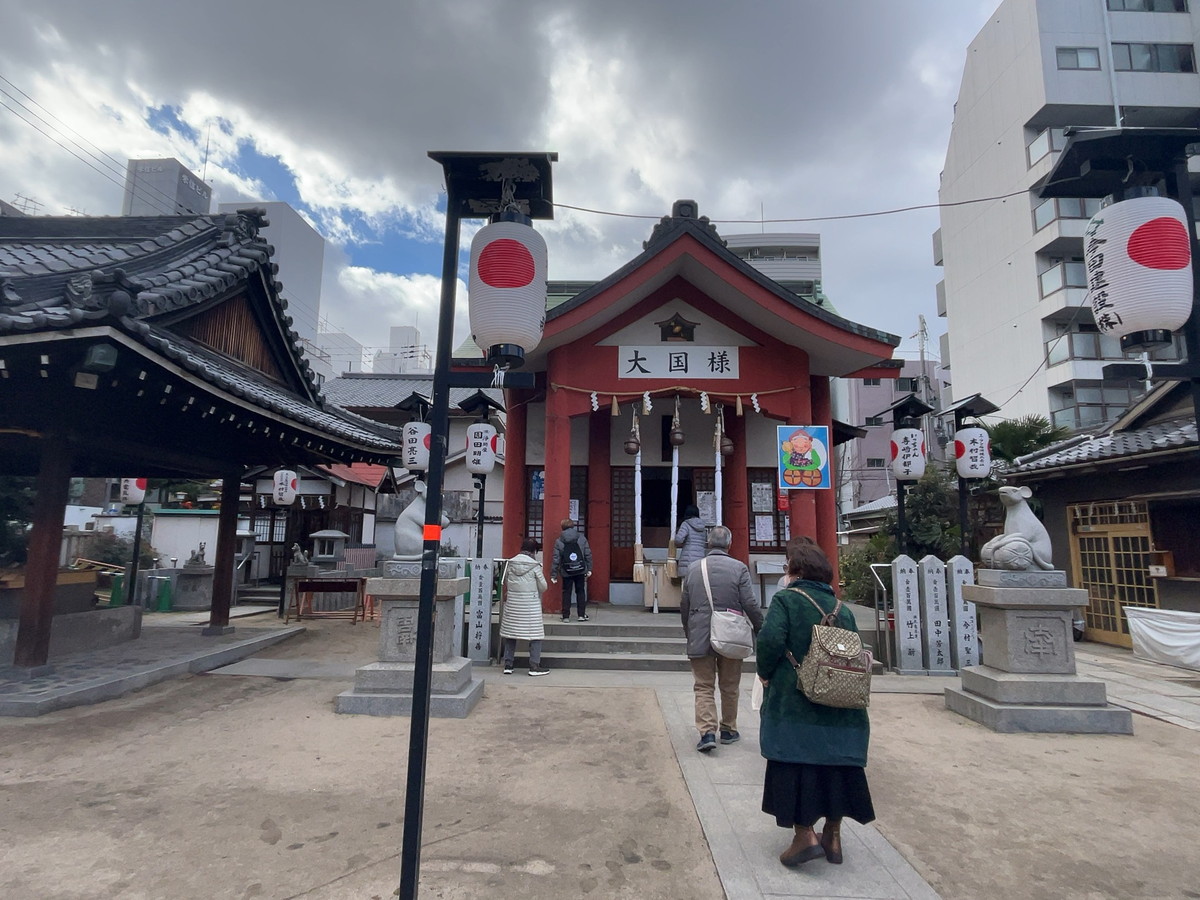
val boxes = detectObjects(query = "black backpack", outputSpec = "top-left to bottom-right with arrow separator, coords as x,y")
561,538 -> 587,576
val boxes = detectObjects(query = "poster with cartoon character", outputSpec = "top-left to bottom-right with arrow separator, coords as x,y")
777,425 -> 830,490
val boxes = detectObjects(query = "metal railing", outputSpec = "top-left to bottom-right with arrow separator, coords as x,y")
869,563 -> 894,671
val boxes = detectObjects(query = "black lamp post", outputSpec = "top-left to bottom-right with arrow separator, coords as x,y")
1039,126 -> 1200,422
458,390 -> 506,559
942,393 -> 999,557
877,394 -> 934,556
397,151 -> 555,900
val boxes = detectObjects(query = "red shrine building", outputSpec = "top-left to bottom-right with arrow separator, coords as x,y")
482,201 -> 901,609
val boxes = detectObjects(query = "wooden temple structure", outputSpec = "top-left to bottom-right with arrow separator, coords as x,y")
0,210 -> 403,669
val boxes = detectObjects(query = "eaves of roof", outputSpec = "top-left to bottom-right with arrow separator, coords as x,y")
1006,417 -> 1197,478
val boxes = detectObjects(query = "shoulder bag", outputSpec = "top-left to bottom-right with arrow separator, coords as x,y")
783,588 -> 872,709
700,558 -> 755,659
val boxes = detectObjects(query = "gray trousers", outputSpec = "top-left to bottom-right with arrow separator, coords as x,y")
502,637 -> 542,667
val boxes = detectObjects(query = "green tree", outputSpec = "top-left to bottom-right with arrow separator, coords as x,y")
839,465 -> 962,601
0,477 -> 36,566
985,414 -> 1070,464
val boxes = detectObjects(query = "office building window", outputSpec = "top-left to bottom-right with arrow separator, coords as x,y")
895,377 -> 920,393
862,378 -> 881,386
1112,42 -> 1196,71
866,458 -> 886,469
865,416 -> 884,426
1057,47 -> 1102,69
1107,0 -> 1187,11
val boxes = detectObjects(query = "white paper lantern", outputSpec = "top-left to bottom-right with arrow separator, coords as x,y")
953,427 -> 991,479
468,213 -> 547,367
466,423 -> 498,474
1083,196 -> 1192,346
119,478 -> 147,505
890,427 -> 926,482
403,421 -> 431,471
272,469 -> 298,505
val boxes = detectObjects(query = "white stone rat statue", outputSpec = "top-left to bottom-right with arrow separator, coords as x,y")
980,485 -> 1055,571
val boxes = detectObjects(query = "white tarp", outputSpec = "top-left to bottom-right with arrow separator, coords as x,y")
1124,607 -> 1200,672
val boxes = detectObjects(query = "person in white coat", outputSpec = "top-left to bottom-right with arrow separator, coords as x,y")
501,538 -> 550,676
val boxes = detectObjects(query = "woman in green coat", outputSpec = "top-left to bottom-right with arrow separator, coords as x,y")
756,537 -> 874,868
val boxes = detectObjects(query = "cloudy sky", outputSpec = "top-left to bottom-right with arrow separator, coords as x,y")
0,0 -> 998,368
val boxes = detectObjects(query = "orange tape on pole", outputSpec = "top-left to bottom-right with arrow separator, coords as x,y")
423,525 -> 442,542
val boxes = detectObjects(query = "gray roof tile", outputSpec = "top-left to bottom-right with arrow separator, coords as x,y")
1007,417 -> 1196,474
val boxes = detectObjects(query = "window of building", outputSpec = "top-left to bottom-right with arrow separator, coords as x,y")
1027,127 -> 1067,166
862,377 -> 881,386
1049,380 -> 1143,431
1057,47 -> 1102,69
1038,256 -> 1087,296
1033,196 -> 1103,231
865,415 -> 884,426
866,458 -> 886,469
1112,42 -> 1196,71
1107,0 -> 1187,11
895,376 -> 920,393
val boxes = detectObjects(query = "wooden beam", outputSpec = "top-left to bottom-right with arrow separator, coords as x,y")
206,472 -> 241,633
13,437 -> 73,669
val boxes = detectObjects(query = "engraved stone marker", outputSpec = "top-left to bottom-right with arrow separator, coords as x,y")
946,555 -> 979,669
918,555 -> 953,673
891,555 -> 925,674
467,558 -> 494,663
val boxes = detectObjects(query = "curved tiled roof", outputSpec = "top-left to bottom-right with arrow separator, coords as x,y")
0,211 -> 402,454
1006,417 -> 1196,474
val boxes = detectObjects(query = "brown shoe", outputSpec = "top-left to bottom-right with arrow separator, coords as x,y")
819,822 -> 843,865
780,829 -> 825,868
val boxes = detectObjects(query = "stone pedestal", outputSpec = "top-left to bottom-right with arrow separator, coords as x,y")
944,571 -> 1132,734
335,563 -> 483,718
172,565 -> 215,611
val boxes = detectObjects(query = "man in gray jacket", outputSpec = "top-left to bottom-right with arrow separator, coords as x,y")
680,525 -> 764,753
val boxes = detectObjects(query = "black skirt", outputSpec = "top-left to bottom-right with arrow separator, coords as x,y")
761,760 -> 876,829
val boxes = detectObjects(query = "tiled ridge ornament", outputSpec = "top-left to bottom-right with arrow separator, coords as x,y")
334,562 -> 484,719
944,571 -> 1133,734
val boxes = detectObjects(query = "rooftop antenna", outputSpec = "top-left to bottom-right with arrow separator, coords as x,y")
201,122 -> 212,181
11,193 -> 42,214
760,201 -> 765,234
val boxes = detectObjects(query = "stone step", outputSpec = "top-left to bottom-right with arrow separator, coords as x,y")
540,633 -> 685,655
505,650 -> 757,673
543,621 -> 682,639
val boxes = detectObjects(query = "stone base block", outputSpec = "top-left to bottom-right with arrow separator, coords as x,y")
960,666 -> 1109,706
350,657 -> 473,695
977,569 -> 1068,588
335,677 -> 484,719
944,686 -> 1133,734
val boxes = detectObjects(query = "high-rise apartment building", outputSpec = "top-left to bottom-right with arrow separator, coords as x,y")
936,0 -> 1192,431
122,158 -> 212,216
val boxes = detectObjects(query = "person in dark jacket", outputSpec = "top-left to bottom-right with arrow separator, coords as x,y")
673,504 -> 707,576
550,518 -> 593,622
756,536 -> 874,868
680,525 -> 764,753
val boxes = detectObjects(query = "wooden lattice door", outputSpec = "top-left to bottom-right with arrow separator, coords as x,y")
1068,501 -> 1158,648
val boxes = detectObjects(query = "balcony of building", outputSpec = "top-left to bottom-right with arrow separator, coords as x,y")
1044,329 -> 1186,391
932,228 -> 943,267
1032,196 -> 1101,254
936,278 -> 946,317
1037,257 -> 1090,314
1048,379 -> 1146,432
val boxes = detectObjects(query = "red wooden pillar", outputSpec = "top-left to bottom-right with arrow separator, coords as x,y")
502,388 -> 529,559
542,382 -> 572,611
13,437 -> 73,670
206,471 -> 240,634
810,375 -> 840,578
725,411 -> 750,563
787,373 -> 818,545
587,410 -> 612,603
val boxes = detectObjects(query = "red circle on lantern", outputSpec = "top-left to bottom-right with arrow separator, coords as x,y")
889,441 -> 898,461
135,477 -> 148,490
423,433 -> 432,450
1128,217 -> 1190,270
477,239 -> 536,288
953,440 -> 965,459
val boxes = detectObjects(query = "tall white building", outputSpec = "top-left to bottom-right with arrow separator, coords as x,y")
373,325 -> 432,374
218,201 -> 324,346
937,0 -> 1191,431
122,158 -> 212,216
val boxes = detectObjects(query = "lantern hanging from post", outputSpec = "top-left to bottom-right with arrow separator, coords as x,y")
119,478 -> 147,505
468,209 -> 548,368
1083,195 -> 1193,350
953,426 -> 991,479
403,421 -> 432,471
466,423 -> 498,474
272,469 -> 298,505
890,427 -> 926,481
